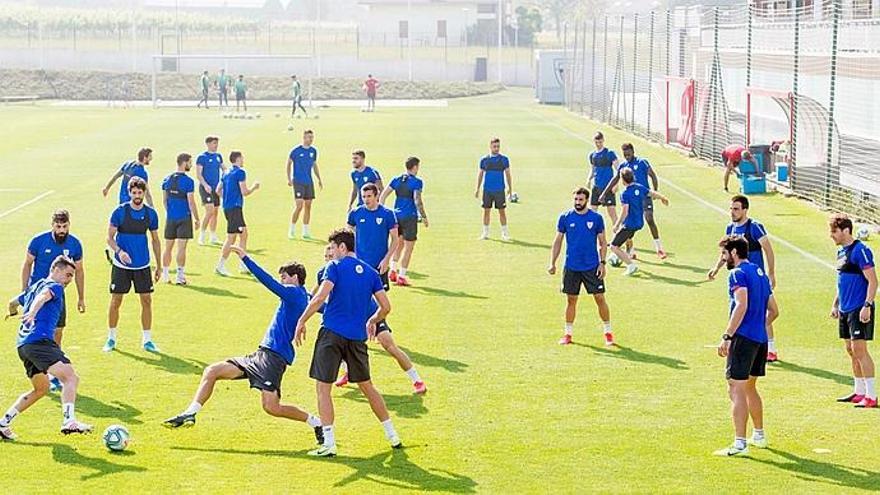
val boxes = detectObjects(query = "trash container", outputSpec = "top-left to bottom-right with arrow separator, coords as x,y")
474,57 -> 487,82
748,144 -> 771,173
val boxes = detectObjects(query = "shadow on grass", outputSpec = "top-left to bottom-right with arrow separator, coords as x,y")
773,360 -> 852,386
638,257 -> 708,274
635,269 -> 710,288
399,346 -> 469,373
339,389 -> 428,420
749,448 -> 880,492
171,445 -> 477,492
18,441 -> 146,481
407,286 -> 487,300
115,349 -> 208,376
50,393 -> 143,425
489,238 -> 551,250
178,283 -> 248,299
575,343 -> 689,370
405,271 -> 429,280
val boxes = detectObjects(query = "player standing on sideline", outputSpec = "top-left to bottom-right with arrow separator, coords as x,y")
588,132 -> 619,226
598,143 -> 667,259
197,70 -> 210,109
1,256 -> 93,440
196,136 -> 225,245
216,151 -> 260,276
609,169 -> 669,276
21,210 -> 85,392
287,129 -> 323,240
549,187 -> 615,346
714,236 -> 772,457
160,153 -> 201,285
290,75 -> 307,118
234,75 -> 247,113
475,137 -> 513,241
829,214 -> 877,409
104,177 -> 162,353
102,147 -> 155,207
363,74 -> 379,112
295,228 -> 402,457
216,68 -> 229,108
380,156 -> 429,287
163,246 -> 325,442
721,143 -> 749,192
344,183 -> 426,393
708,195 -> 780,361
348,150 -> 383,209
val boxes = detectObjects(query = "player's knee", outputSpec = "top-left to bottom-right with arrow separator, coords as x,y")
261,396 -> 282,416
61,370 -> 79,387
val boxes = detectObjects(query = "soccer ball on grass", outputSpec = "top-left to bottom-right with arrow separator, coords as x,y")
287,124 -> 294,131
102,424 -> 131,452
856,225 -> 871,241
608,253 -> 623,267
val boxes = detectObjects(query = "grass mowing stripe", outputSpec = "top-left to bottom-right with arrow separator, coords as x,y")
0,190 -> 55,220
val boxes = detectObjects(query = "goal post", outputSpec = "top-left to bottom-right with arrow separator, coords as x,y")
150,53 -> 315,109
745,86 -> 793,149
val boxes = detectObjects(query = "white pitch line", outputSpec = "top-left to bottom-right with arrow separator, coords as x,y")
0,190 -> 55,220
528,109 -> 836,271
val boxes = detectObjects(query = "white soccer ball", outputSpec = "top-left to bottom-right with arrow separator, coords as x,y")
296,114 -> 302,119
509,192 -> 519,203
102,424 -> 131,452
287,124 -> 294,131
313,114 -> 320,120
255,113 -> 262,119
608,253 -> 623,267
246,114 -> 254,120
856,225 -> 871,241
274,112 -> 281,118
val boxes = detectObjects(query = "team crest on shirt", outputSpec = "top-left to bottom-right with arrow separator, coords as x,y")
63,249 -> 70,257
635,190 -> 640,196
569,223 -> 575,228
757,268 -> 765,276
587,222 -> 594,229
355,265 -> 364,274
44,249 -> 51,254
359,218 -> 365,223
376,218 -> 383,225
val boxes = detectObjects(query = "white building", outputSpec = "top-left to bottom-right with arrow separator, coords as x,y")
356,0 -> 509,46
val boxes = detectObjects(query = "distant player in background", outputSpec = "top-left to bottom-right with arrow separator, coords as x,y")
160,153 -> 201,285
721,144 -> 754,193
216,68 -> 229,108
380,156 -> 429,287
348,150 -> 383,209
549,187 -> 614,347
290,75 -> 307,118
216,151 -> 261,276
287,129 -> 323,240
364,74 -> 380,112
102,147 -> 155,207
475,137 -> 513,241
196,135 -> 226,245
588,131 -> 619,226
198,70 -> 210,109
829,214 -> 877,409
609,168 -> 669,276
2,256 -> 93,440
234,75 -> 248,112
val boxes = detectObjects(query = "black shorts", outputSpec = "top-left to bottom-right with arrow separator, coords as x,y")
726,334 -> 768,380
643,195 -> 654,211
199,184 -> 221,206
57,299 -> 67,329
482,190 -> 506,209
561,268 -> 606,295
224,207 -> 246,234
839,306 -> 875,341
227,347 -> 288,396
164,217 -> 194,240
611,228 -> 638,247
590,185 -> 616,206
18,340 -> 70,378
380,271 -> 390,291
309,327 -> 370,384
110,266 -> 154,294
236,92 -> 246,101
293,182 -> 316,200
398,217 -> 418,242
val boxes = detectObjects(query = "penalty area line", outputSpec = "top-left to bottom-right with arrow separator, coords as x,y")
0,190 -> 55,220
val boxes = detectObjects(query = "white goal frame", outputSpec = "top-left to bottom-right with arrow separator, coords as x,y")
150,53 -> 314,109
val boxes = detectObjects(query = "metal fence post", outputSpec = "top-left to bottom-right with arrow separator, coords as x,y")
631,13 -> 638,133
746,2 -> 753,88
647,11 -> 655,136
791,0 -> 800,191
824,0 -> 841,207
590,17 -> 597,118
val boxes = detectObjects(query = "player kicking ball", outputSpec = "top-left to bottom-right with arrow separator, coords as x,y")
609,168 -> 669,276
2,256 -> 92,440
164,246 -> 324,444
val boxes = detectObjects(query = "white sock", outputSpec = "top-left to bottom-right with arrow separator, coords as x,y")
866,377 -> 877,400
0,406 -> 19,427
217,257 -> 226,269
108,328 -> 118,341
322,425 -> 336,447
481,225 -> 489,235
303,224 -> 310,236
307,415 -> 321,428
390,260 -> 397,271
399,267 -> 407,277
177,266 -> 185,278
62,402 -> 75,425
653,238 -> 662,250
162,267 -> 169,278
142,330 -> 152,344
734,437 -> 747,450
501,225 -> 510,235
564,323 -> 573,336
753,428 -> 765,440
405,367 -> 422,384
289,223 -> 296,234
603,322 -> 612,334
183,402 -> 202,415
381,418 -> 397,440
768,339 -> 776,353
855,377 -> 867,395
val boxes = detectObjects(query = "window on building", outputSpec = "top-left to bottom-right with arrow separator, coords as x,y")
399,20 -> 408,39
477,3 -> 496,14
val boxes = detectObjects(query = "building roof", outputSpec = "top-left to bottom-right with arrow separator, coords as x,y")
358,0 -> 493,5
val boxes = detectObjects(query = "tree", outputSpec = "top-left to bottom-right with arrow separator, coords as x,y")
532,0 -> 606,39
513,6 -> 542,45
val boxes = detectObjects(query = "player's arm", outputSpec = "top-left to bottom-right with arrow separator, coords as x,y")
149,228 -> 162,282
613,204 -> 628,232
367,289 -> 391,340
312,162 -> 323,189
861,266 -> 877,323
378,184 -> 393,204
599,174 -> 620,202
74,258 -> 85,313
375,177 -> 385,192
145,184 -> 155,207
7,293 -> 23,319
21,287 -> 54,325
187,191 -> 201,229
504,167 -> 513,196
348,182 -> 358,209
236,251 -> 288,299
597,231 -> 608,279
414,189 -> 429,227
20,252 -> 35,291
286,157 -> 293,187
295,280 -> 334,346
648,167 -> 659,191
649,190 -> 669,205
548,231 -> 565,275
240,178 -> 260,196
719,287 -> 748,357
379,227 -> 399,274
196,163 -> 211,193
107,224 -> 131,265
102,169 -> 123,197
758,236 -> 776,288
475,169 -> 484,198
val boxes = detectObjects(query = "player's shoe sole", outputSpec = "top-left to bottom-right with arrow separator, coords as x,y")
143,341 -> 161,353
0,425 -> 16,441
713,445 -> 749,457
854,397 -> 878,408
61,421 -> 93,435
558,334 -> 572,345
766,352 -> 778,362
413,381 -> 427,395
837,393 -> 864,403
163,413 -> 196,428
102,339 -> 116,353
308,445 -> 337,457
215,267 -> 232,277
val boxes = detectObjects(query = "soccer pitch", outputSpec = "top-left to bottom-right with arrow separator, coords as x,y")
0,89 -> 877,493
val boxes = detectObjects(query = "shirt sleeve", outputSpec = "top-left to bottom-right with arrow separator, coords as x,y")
324,262 -> 339,285
71,238 -> 84,261
313,149 -> 318,161
596,214 -> 605,233
373,169 -> 382,181
371,270 -> 384,295
728,270 -> 747,292
752,221 -> 768,241
557,214 -> 566,233
184,177 -> 194,193
347,210 -> 356,227
27,236 -> 40,256
388,209 -> 399,229
110,208 -> 123,227
609,150 -> 618,162
196,154 -> 206,167
389,177 -> 400,190
149,209 -> 159,230
503,156 -> 510,170
857,245 -> 875,270
289,148 -> 296,161
49,283 -> 64,301
414,178 -> 423,192
479,158 -> 487,171
161,176 -> 170,191
243,256 -> 291,300
239,169 -> 247,183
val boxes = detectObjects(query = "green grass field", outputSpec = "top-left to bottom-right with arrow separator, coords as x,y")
0,89 -> 878,493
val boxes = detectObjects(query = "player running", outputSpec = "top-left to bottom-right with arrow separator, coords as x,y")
160,153 -> 201,285
364,74 -> 380,112
21,210 -> 85,392
163,246 -> 325,442
102,147 -> 155,207
549,187 -> 615,346
829,214 -> 877,408
104,177 -> 162,353
598,143 -> 666,259
348,149 -> 383,209
588,131 -> 619,226
216,68 -> 229,107
708,195 -> 780,361
196,135 -> 226,245
714,236 -> 772,457
380,156 -> 429,287
287,129 -> 323,240
475,137 -> 513,241
2,256 -> 93,440
609,168 -> 669,276
344,183 -> 426,393
290,75 -> 307,118
234,75 -> 247,112
197,70 -> 210,109
216,151 -> 260,276
295,228 -> 403,457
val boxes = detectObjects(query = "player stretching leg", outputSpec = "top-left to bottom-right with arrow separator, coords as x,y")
2,256 -> 92,440
380,157 -> 429,286
549,187 -> 614,346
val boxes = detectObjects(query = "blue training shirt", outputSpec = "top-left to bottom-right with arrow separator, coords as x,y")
110,204 -> 159,270
620,183 -> 650,230
389,173 -> 423,220
290,145 -> 318,185
26,232 -> 83,286
16,279 -> 65,347
837,240 -> 875,313
242,256 -> 309,365
321,256 -> 385,341
347,205 -> 398,268
557,209 -> 604,272
161,172 -> 195,221
621,157 -> 652,188
590,148 -> 618,190
118,162 -> 149,204
728,261 -> 771,343
351,166 -> 382,205
725,219 -> 768,269
480,154 -> 509,193
221,166 -> 246,210
197,151 -> 224,188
